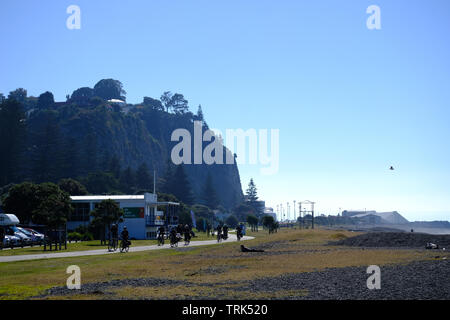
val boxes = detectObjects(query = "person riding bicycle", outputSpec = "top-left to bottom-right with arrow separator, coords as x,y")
157,225 -> 165,245
216,224 -> 223,241
169,227 -> 178,247
111,223 -> 118,240
158,225 -> 165,237
222,224 -> 229,240
121,226 -> 129,245
109,223 -> 119,250
184,224 -> 191,244
236,224 -> 243,240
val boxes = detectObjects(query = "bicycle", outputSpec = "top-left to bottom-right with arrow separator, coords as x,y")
108,237 -> 118,252
170,233 -> 179,248
184,233 -> 191,246
120,238 -> 130,252
157,233 -> 165,246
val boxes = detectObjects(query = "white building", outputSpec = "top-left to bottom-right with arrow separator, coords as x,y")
107,99 -> 126,106
69,193 -> 179,239
263,207 -> 277,221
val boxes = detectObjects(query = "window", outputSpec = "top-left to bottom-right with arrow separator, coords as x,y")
69,203 -> 90,221
146,231 -> 156,239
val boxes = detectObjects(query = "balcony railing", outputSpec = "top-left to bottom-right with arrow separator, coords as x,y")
145,216 -> 164,226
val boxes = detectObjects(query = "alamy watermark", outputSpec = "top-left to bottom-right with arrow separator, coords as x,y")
171,121 -> 279,175
65,5 -> 380,31
366,5 -> 381,30
66,5 -> 81,30
66,265 -> 81,290
366,265 -> 381,290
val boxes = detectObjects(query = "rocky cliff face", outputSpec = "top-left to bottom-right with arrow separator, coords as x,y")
24,102 -> 244,209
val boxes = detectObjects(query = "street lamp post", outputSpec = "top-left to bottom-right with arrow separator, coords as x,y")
287,202 -> 289,222
293,200 -> 296,221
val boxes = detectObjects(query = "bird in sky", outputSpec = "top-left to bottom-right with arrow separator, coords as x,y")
389,166 -> 394,170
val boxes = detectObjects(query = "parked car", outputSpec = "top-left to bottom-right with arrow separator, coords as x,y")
2,235 -> 10,248
2,235 -> 9,248
17,227 -> 43,245
4,234 -> 21,248
24,228 -> 45,244
5,226 -> 32,247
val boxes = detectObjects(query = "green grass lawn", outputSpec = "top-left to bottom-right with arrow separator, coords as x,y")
0,231 -> 213,256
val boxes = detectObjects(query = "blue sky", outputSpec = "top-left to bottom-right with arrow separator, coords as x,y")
1,0 -> 450,221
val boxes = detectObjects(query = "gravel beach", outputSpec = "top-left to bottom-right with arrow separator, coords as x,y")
242,259 -> 450,300
36,258 -> 450,300
330,232 -> 450,248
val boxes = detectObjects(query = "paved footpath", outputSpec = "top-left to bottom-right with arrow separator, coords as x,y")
0,234 -> 253,263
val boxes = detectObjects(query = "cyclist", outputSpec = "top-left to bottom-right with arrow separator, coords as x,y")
222,224 -> 229,240
216,224 -> 223,242
184,224 -> 191,245
157,225 -> 165,246
169,227 -> 178,248
120,226 -> 130,252
236,224 -> 243,241
109,223 -> 119,251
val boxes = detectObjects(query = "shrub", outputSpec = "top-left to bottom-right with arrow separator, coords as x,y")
81,232 -> 94,241
68,232 -> 82,242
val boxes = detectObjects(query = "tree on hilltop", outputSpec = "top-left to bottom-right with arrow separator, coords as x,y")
93,79 -> 126,101
160,91 -> 189,114
143,96 -> 164,111
37,91 -> 55,109
8,88 -> 27,104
